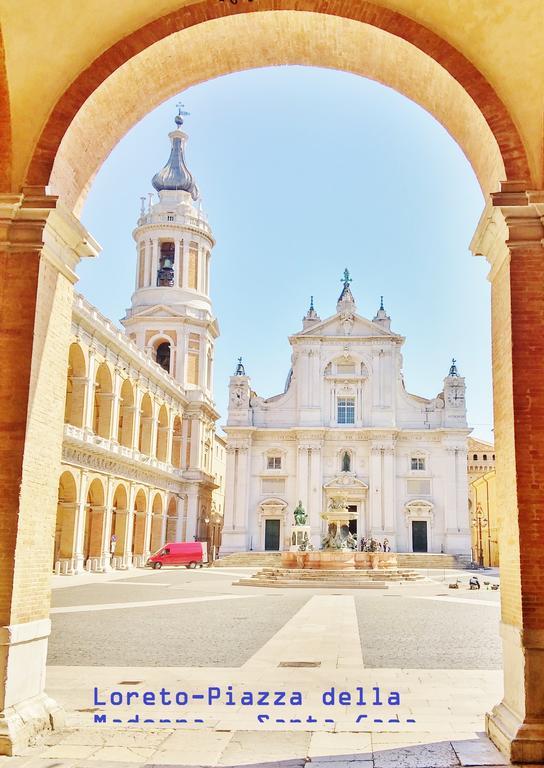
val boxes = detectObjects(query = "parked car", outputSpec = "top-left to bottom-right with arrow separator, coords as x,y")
146,541 -> 207,569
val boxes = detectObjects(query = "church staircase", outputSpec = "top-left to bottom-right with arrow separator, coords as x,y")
214,552 -> 471,570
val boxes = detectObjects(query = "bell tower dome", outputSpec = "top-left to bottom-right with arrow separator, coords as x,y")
122,106 -> 218,401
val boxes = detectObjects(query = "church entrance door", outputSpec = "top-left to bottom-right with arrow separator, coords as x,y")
412,521 -> 428,552
264,519 -> 280,551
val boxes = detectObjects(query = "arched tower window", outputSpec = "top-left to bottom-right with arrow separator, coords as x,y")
156,342 -> 171,372
341,451 -> 351,472
157,241 -> 175,286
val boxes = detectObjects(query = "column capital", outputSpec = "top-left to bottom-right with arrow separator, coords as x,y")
471,185 -> 544,281
0,193 -> 100,283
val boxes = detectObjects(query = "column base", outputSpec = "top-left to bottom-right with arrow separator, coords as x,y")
0,692 -> 64,756
0,619 -> 64,756
487,703 -> 544,763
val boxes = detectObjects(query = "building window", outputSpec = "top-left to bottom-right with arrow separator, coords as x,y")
267,456 -> 282,470
337,397 -> 355,424
473,453 -> 478,461
341,451 -> 351,472
411,457 -> 425,471
483,454 -> 487,461
492,454 -> 495,460
167,213 -> 174,222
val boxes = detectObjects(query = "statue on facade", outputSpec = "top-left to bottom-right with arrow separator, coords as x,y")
293,500 -> 308,526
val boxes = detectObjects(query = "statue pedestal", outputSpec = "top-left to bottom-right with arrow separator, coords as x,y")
289,525 -> 312,552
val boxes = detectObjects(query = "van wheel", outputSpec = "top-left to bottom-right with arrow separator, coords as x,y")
188,561 -> 197,569
199,563 -> 204,568
153,562 -> 162,570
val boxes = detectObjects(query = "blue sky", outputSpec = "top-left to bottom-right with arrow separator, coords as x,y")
79,66 -> 492,442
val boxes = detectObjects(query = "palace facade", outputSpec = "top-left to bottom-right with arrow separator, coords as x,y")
222,275 -> 471,555
55,113 -> 224,573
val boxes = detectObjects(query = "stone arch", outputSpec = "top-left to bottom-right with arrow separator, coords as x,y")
54,470 -> 78,570
150,492 -> 164,553
165,495 -> 178,543
171,414 -> 182,469
93,362 -> 114,439
85,477 -> 106,563
156,404 -> 169,463
111,483 -> 129,559
118,378 -> 135,448
64,342 -> 87,427
23,4 -> 534,214
138,392 -> 153,455
132,488 -> 147,556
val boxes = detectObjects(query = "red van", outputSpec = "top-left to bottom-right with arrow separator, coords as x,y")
146,542 -> 207,569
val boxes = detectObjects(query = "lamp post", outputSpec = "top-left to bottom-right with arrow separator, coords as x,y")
471,503 -> 488,567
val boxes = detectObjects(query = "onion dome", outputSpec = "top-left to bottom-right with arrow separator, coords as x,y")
152,109 -> 199,199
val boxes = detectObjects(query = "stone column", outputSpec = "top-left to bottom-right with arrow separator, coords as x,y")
175,495 -> 185,541
383,445 -> 396,546
0,192 -> 99,754
189,415 -> 203,469
186,484 -> 199,541
181,416 -> 190,469
471,187 -> 544,763
309,443 -> 322,545
369,445 -> 383,535
82,350 -> 97,435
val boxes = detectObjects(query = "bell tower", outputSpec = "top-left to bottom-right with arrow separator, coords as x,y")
122,106 -> 218,401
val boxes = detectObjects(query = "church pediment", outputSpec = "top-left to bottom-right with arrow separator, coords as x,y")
126,304 -> 187,319
294,312 -> 400,340
324,474 -> 369,491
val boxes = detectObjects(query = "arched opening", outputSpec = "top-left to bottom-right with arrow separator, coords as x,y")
117,379 -> 135,447
156,404 -> 169,462
166,496 -> 178,542
138,393 -> 153,455
2,3 -> 543,761
171,415 -> 182,469
93,363 -> 114,439
150,493 -> 164,553
132,489 -> 147,556
157,241 -> 175,286
85,478 -> 106,566
54,471 -> 78,570
155,341 -> 171,373
111,484 -> 129,563
64,343 -> 86,427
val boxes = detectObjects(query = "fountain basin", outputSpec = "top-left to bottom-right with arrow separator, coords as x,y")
281,550 -> 398,570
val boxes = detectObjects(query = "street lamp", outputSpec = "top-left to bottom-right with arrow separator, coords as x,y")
471,503 -> 488,567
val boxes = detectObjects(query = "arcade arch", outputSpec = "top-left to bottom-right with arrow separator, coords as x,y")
64,343 -> 86,427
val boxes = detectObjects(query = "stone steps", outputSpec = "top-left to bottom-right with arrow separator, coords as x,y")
233,566 -> 424,589
215,552 -> 471,570
213,552 -> 282,567
234,577 -> 388,589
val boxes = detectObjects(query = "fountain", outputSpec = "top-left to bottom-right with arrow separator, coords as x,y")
282,496 -> 399,570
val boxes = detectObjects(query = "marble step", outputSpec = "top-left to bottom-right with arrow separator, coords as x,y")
233,578 -> 388,589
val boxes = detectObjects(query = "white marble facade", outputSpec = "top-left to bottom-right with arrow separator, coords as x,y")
222,274 -> 471,555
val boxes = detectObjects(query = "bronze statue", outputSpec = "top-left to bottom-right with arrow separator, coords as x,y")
293,500 -> 308,526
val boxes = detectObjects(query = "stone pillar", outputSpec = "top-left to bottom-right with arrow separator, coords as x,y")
0,192 -> 98,754
383,445 -> 396,547
82,349 -> 97,435
175,495 -> 185,541
471,187 -> 544,763
186,484 -> 199,541
189,415 -> 203,469
369,445 -> 383,535
181,416 -> 190,469
308,443 -> 322,546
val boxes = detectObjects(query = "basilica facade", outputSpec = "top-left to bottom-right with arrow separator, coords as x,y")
55,113 -> 224,574
222,275 -> 471,555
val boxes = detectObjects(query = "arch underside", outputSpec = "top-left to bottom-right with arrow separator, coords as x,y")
31,6 -> 531,215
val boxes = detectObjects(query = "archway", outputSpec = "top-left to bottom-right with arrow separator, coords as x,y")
111,484 -> 129,566
93,363 -> 114,440
64,343 -> 87,428
1,3 -> 543,761
117,379 -> 135,448
132,489 -> 148,558
138,393 -> 153,455
150,493 -> 165,553
166,496 -> 178,543
54,471 -> 78,573
85,478 -> 106,567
